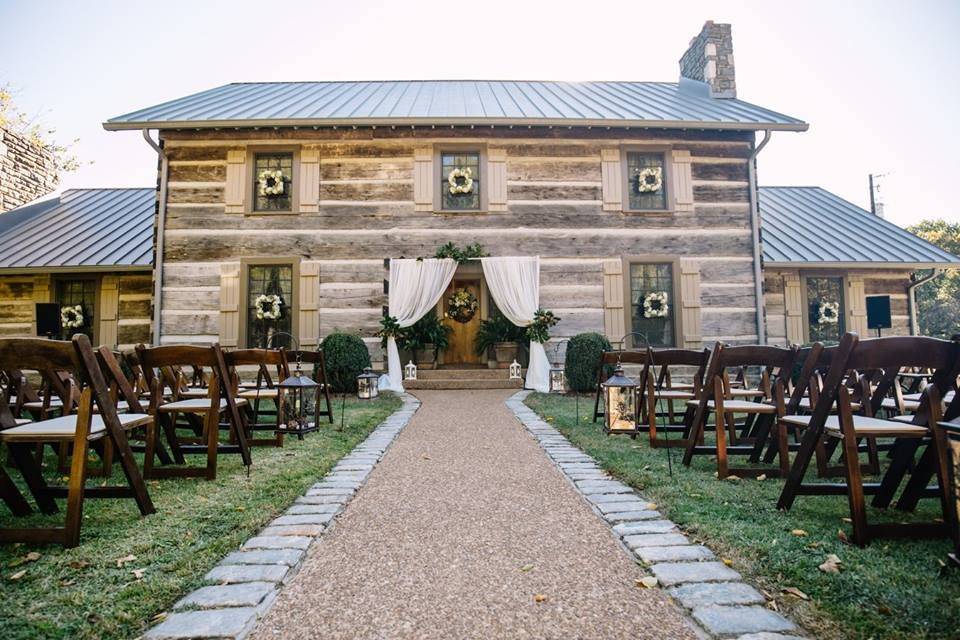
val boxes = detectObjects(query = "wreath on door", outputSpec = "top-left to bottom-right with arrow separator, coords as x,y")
446,288 -> 479,323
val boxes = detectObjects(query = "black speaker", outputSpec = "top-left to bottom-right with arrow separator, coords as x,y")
36,303 -> 61,337
866,296 -> 892,330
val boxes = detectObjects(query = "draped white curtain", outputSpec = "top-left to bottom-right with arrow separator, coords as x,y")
480,256 -> 550,392
380,258 -> 458,393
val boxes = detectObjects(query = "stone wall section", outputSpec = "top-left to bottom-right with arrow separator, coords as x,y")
0,126 -> 59,212
679,21 -> 737,99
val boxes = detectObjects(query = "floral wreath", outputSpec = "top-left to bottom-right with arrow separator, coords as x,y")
448,167 -> 474,195
60,305 -> 85,329
643,291 -> 669,318
445,288 -> 479,323
258,169 -> 287,197
255,294 -> 283,321
818,300 -> 840,325
635,166 -> 663,194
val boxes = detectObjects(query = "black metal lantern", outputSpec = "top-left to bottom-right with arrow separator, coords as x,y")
601,362 -> 639,436
936,419 -> 960,567
357,367 -> 380,400
549,341 -> 567,394
278,362 -> 320,437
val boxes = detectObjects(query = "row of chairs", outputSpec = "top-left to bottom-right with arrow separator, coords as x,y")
0,337 -> 333,547
592,333 -> 960,547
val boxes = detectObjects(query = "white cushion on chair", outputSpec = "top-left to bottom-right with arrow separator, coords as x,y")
159,398 -> 247,412
655,389 -> 694,401
781,413 -> 928,436
881,398 -> 921,412
22,397 -> 65,410
0,413 -> 152,442
685,399 -> 777,413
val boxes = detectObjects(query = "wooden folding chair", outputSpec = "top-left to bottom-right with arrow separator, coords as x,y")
224,349 -> 289,447
136,344 -> 252,480
0,335 -> 155,547
777,334 -> 960,546
286,350 -> 334,427
640,348 -> 708,448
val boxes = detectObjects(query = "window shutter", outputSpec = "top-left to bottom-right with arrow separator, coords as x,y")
413,146 -> 433,212
678,258 -> 702,348
602,259 -> 625,340
299,147 -> 320,212
847,275 -> 868,335
219,263 -> 241,347
99,275 -> 119,348
225,149 -> 247,214
487,148 -> 508,211
600,148 -> 622,212
299,260 -> 321,348
783,272 -> 804,345
671,149 -> 694,212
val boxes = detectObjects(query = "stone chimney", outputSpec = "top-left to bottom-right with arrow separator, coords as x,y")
679,21 -> 736,99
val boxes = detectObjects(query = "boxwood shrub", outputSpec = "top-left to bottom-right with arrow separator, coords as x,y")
321,332 -> 372,393
564,332 -> 613,392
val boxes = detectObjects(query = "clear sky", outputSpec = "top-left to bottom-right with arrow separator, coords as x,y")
1,0 -> 957,227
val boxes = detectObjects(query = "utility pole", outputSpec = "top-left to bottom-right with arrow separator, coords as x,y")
868,174 -> 877,215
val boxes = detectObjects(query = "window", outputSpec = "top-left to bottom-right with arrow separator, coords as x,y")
246,264 -> 294,348
628,263 -> 675,347
806,276 -> 845,343
625,151 -> 668,211
253,152 -> 294,212
57,279 -> 97,341
440,151 -> 481,211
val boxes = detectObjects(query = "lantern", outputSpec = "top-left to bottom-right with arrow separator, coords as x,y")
601,362 -> 638,436
549,341 -> 567,393
509,360 -> 522,380
404,360 -> 417,381
278,363 -> 320,437
357,367 -> 380,400
937,419 -> 960,567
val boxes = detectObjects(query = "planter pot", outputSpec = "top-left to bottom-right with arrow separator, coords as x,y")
493,342 -> 518,369
414,343 -> 436,369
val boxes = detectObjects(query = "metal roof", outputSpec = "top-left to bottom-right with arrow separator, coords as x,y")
0,188 -> 155,272
104,80 -> 808,132
759,186 -> 960,268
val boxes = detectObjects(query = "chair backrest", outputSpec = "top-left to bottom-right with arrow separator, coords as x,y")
223,349 -> 290,389
97,346 -> 146,414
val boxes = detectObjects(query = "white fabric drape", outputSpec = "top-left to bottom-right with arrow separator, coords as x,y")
380,258 -> 458,393
480,256 -> 550,392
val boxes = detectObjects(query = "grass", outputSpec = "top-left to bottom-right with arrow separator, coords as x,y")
0,393 -> 402,640
525,392 -> 960,640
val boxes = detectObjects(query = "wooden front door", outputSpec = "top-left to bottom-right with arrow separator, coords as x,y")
443,278 -> 483,365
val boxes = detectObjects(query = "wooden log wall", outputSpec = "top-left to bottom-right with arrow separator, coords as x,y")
159,128 -> 761,362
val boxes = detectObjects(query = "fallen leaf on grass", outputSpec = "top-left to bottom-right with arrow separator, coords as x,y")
519,564 -> 534,572
115,554 -> 137,568
68,560 -> 90,570
837,529 -> 849,544
767,599 -> 780,611
646,503 -> 657,510
878,605 -> 892,616
9,570 -> 26,581
721,558 -> 733,567
151,612 -> 168,623
132,569 -> 145,580
635,576 -> 659,588
421,454 -> 431,460
725,475 -> 741,482
756,474 -> 767,481
534,594 -> 548,603
782,587 -> 809,600
59,579 -> 75,587
9,551 -> 41,567
818,554 -> 842,574
791,529 -> 808,537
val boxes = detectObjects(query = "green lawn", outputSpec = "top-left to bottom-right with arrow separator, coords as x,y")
0,393 -> 401,640
525,392 -> 960,640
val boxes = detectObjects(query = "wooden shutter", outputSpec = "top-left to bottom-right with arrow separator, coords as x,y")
783,272 -> 804,345
600,148 -> 622,212
487,148 -> 507,211
299,147 -> 320,212
671,149 -> 694,212
99,275 -> 119,348
602,259 -> 625,340
413,146 -> 433,212
219,263 -> 241,347
678,258 -> 702,348
299,260 -> 321,348
225,149 -> 247,214
847,275 -> 868,335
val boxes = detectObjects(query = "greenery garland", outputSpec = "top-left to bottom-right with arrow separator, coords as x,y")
433,242 -> 488,264
527,308 -> 559,344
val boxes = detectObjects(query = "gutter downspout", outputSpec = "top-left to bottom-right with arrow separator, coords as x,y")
142,129 -> 167,347
748,129 -> 773,344
907,268 -> 943,335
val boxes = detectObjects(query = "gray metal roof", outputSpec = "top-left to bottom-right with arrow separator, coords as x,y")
0,188 -> 155,272
759,186 -> 960,267
104,80 -> 807,131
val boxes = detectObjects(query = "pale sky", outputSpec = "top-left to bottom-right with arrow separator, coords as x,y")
1,0 -> 957,228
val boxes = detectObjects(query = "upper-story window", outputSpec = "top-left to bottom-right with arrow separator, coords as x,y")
440,151 -> 481,211
253,152 -> 294,212
625,151 -> 668,212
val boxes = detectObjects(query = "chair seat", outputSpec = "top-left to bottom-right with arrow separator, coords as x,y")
178,388 -> 210,399
14,418 -> 31,426
666,383 -> 695,391
729,388 -> 764,398
93,400 -> 129,414
891,414 -> 917,424
686,399 -> 777,414
0,413 -> 153,443
798,398 -> 862,412
159,398 -> 246,412
239,388 -> 280,399
881,398 -> 921,412
656,389 -> 695,401
781,414 -> 929,437
22,397 -> 65,410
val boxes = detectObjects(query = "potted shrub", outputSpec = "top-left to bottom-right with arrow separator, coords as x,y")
320,332 -> 372,393
407,313 -> 451,369
475,313 -> 525,368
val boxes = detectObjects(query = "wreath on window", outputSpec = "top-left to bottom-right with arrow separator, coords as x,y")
60,305 -> 85,329
818,300 -> 840,325
445,288 -> 479,323
448,167 -> 474,195
255,294 -> 283,321
643,291 -> 669,318
257,169 -> 287,198
635,166 -> 663,194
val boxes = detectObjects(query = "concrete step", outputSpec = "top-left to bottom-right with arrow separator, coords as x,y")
404,378 -> 524,390
413,368 -> 521,381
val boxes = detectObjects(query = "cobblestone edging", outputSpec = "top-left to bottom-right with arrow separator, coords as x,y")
506,391 -> 806,640
145,393 -> 421,640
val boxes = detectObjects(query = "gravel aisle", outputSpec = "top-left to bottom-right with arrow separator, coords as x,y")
251,390 -> 695,639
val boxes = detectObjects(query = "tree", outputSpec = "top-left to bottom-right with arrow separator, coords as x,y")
906,220 -> 960,339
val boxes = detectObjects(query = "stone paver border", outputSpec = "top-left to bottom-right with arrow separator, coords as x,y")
506,391 -> 806,640
145,393 -> 421,640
